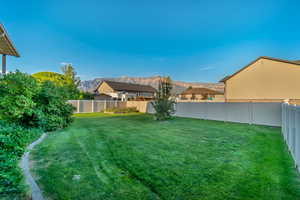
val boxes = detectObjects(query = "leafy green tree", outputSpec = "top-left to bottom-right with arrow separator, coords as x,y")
0,71 -> 39,123
32,72 -> 66,86
61,63 -> 81,99
151,77 -> 176,120
0,71 -> 75,130
32,64 -> 81,99
34,81 -> 75,131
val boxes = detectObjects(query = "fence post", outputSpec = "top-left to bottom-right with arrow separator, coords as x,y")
295,108 -> 300,170
292,106 -> 296,158
288,105 -> 294,153
77,100 -> 80,113
92,100 -> 94,113
282,103 -> 285,139
284,104 -> 287,141
286,104 -> 289,143
104,100 -> 107,111
287,105 -> 290,146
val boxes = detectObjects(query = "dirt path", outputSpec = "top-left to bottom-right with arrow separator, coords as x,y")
20,133 -> 47,200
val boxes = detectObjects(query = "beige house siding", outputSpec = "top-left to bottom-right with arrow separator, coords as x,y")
225,58 -> 300,101
126,101 -> 149,113
214,94 -> 225,100
180,94 -> 225,101
180,94 -> 204,100
97,82 -> 115,93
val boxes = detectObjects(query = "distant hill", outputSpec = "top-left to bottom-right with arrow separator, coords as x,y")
79,76 -> 224,95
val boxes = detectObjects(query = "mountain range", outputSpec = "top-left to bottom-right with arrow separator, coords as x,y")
79,76 -> 224,95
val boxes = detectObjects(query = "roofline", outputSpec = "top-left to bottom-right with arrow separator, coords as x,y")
0,24 -> 20,57
219,56 -> 300,83
94,80 -> 157,93
94,81 -> 105,92
181,87 -> 224,95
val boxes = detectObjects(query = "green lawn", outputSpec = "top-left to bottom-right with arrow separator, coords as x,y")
31,113 -> 300,200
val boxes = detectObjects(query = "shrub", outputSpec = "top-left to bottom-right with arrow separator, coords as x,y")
151,77 -> 176,120
0,71 -> 76,199
79,91 -> 95,100
0,121 -> 42,199
33,81 -> 75,131
0,71 -> 39,124
0,72 -> 75,131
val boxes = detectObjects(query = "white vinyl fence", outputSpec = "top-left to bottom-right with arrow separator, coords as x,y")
282,103 -> 300,171
69,100 -> 127,113
174,102 -> 282,126
70,101 -> 282,126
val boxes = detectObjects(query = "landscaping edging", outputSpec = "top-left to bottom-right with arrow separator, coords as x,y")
20,133 -> 47,200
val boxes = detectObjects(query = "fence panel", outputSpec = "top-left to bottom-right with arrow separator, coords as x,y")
69,100 -> 126,113
173,102 -> 281,126
175,102 -> 208,119
252,103 -> 282,126
226,103 -> 252,124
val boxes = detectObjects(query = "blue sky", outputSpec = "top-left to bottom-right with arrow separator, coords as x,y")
1,0 -> 300,82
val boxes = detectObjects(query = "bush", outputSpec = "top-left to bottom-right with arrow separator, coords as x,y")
79,91 -> 95,100
104,107 -> 138,113
0,71 -> 39,124
0,122 -> 42,199
33,81 -> 75,131
0,71 -> 76,199
0,72 -> 75,131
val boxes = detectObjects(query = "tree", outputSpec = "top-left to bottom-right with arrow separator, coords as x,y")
0,71 -> 39,124
32,72 -> 66,86
61,63 -> 81,99
151,77 -> 176,120
61,63 -> 80,87
0,71 -> 75,130
33,81 -> 75,131
32,64 -> 81,100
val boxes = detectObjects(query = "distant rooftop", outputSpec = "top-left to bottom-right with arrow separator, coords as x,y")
96,80 -> 157,93
181,87 -> 223,95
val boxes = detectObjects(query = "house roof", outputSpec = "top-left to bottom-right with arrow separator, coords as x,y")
220,56 -> 300,83
95,80 -> 157,93
0,24 -> 20,57
181,87 -> 223,95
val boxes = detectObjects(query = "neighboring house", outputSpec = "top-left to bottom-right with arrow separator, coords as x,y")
0,24 -> 20,73
94,93 -> 113,100
179,87 -> 224,101
220,56 -> 300,103
94,80 -> 156,101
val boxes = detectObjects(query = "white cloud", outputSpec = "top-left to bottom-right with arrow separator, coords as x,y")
198,66 -> 215,71
60,62 -> 72,66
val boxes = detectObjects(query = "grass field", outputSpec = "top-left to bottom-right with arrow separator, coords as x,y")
31,113 -> 300,200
